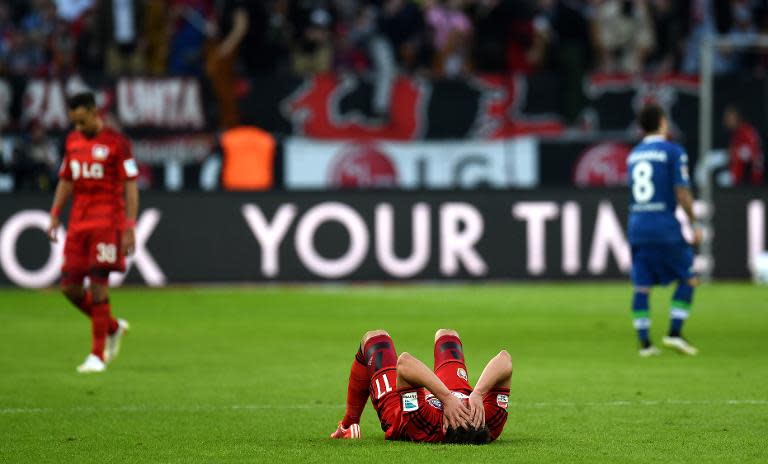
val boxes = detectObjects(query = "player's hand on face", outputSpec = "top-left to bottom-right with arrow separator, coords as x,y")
121,228 -> 136,256
48,215 -> 60,242
441,394 -> 471,433
468,391 -> 485,429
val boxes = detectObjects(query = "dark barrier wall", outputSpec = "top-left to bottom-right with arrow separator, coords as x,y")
0,191 -> 764,287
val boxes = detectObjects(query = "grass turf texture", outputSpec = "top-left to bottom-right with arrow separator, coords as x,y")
0,283 -> 767,463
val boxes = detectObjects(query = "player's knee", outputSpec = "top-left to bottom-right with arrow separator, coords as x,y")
362,329 -> 389,345
397,352 -> 413,367
688,277 -> 700,287
61,285 -> 82,302
90,284 -> 108,303
498,350 -> 513,370
435,328 -> 459,341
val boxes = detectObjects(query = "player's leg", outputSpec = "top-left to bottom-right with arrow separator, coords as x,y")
669,279 -> 697,337
61,230 -> 92,317
662,246 -> 699,355
62,232 -> 109,373
62,284 -> 91,317
340,330 -> 387,428
630,245 -> 660,356
433,328 -> 472,394
88,278 -> 111,360
332,330 -> 398,439
78,229 -> 128,372
632,288 -> 658,355
96,228 -> 130,362
75,274 -> 110,373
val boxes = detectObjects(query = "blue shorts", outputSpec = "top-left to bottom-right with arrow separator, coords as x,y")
630,243 -> 695,287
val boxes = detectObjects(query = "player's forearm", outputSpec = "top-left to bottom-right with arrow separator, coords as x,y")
472,350 -> 513,396
124,180 -> 139,222
50,180 -> 73,214
397,353 -> 452,401
221,9 -> 248,51
675,186 -> 696,224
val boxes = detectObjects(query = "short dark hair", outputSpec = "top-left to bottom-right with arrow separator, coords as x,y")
444,425 -> 492,445
637,104 -> 666,133
724,104 -> 742,117
67,92 -> 96,111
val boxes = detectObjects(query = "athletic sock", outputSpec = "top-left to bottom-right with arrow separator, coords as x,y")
632,292 -> 651,348
72,291 -> 117,334
669,283 -> 694,337
90,300 -> 111,360
341,348 -> 370,428
74,290 -> 93,317
108,316 -> 119,335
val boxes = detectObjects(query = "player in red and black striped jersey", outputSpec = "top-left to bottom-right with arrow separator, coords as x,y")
47,92 -> 139,374
330,329 -> 513,444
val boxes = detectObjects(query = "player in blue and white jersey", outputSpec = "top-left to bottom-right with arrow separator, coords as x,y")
627,105 -> 702,357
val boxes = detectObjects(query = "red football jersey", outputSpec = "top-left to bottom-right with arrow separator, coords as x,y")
59,127 -> 139,230
384,387 -> 510,442
729,123 -> 764,185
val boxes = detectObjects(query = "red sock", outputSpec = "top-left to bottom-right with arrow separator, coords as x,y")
81,291 -> 119,334
341,349 -> 370,428
74,290 -> 93,317
90,301 -> 111,360
107,316 -> 119,335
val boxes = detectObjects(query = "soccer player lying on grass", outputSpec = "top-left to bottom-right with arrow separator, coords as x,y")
331,329 -> 512,444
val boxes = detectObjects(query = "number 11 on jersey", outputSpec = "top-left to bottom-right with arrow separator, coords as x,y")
375,373 -> 393,399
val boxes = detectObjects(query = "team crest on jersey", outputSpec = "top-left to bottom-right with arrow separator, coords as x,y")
456,368 -> 468,381
496,394 -> 509,409
402,392 -> 419,412
92,145 -> 110,160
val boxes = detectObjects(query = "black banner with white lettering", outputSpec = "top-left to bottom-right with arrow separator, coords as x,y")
0,191 -> 764,287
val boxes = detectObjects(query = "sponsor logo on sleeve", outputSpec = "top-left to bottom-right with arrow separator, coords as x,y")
123,159 -> 139,177
402,391 -> 419,412
92,145 -> 110,160
457,368 -> 468,381
496,394 -> 509,409
425,394 -> 443,410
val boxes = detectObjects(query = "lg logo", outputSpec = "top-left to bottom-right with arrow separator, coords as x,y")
70,160 -> 104,180
0,209 -> 166,288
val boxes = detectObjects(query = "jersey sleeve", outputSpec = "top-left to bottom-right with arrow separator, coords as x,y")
58,134 -> 72,180
483,389 -> 510,441
117,136 -> 139,181
58,153 -> 71,180
672,146 -> 691,188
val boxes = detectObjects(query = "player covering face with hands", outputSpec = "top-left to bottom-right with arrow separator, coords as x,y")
331,329 -> 513,444
47,92 -> 139,373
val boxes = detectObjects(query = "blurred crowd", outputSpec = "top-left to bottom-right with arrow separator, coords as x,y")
2,0 -> 768,79
1,0 -> 767,192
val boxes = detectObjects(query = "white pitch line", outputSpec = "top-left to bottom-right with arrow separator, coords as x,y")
1,399 -> 767,415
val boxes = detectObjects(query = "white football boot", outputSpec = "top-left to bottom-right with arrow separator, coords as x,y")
662,336 -> 699,355
638,345 -> 661,357
76,354 -> 106,373
105,319 -> 130,363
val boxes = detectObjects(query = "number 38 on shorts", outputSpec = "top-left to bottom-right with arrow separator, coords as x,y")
96,242 -> 118,264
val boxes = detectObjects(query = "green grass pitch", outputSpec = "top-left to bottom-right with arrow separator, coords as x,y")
1,283 -> 767,463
